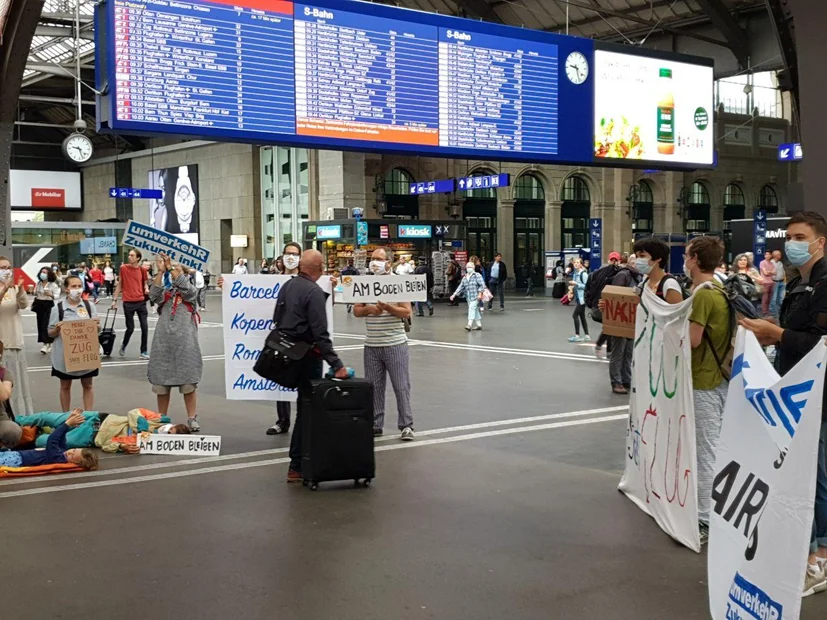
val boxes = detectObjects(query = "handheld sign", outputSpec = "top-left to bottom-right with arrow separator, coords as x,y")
600,285 -> 639,339
121,220 -> 210,271
341,275 -> 427,303
62,320 -> 101,373
138,433 -> 222,456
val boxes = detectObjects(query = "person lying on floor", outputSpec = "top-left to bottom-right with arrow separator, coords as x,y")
0,409 -> 98,470
13,408 -> 188,453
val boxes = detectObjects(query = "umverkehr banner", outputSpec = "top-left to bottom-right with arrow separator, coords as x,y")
121,220 -> 210,270
709,328 -> 827,620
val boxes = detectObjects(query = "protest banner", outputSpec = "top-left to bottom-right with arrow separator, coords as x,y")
709,329 -> 827,620
618,286 -> 700,551
600,285 -> 639,339
340,274 -> 427,303
62,319 -> 101,373
222,274 -> 333,401
138,433 -> 222,456
121,220 -> 210,271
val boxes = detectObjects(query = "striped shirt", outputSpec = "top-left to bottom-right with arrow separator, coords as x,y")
365,311 -> 407,347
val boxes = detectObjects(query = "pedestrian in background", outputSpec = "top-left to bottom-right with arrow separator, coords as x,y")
112,249 -> 150,359
770,249 -> 786,318
568,258 -> 590,342
759,250 -> 776,317
89,263 -> 104,302
487,253 -> 508,311
446,254 -> 462,306
103,260 -> 116,297
0,257 -> 32,416
33,266 -> 60,354
232,258 -> 248,275
450,258 -> 487,331
414,256 -> 434,317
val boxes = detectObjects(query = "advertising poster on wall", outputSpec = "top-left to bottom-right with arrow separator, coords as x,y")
593,49 -> 714,166
147,165 -> 200,245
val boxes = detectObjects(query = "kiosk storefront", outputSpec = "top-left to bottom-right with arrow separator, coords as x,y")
303,220 -> 466,272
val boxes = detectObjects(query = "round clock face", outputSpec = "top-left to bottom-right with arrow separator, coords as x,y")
63,134 -> 94,163
565,52 -> 589,85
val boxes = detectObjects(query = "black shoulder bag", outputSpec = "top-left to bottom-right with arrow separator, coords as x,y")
253,279 -> 312,389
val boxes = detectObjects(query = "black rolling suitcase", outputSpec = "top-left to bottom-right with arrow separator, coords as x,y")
301,378 -> 375,490
99,308 -> 118,357
552,281 -> 566,299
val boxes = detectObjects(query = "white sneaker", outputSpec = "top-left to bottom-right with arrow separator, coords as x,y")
804,565 -> 827,597
472,323 -> 482,330
465,323 -> 472,331
46,343 -> 52,353
40,345 -> 49,354
400,427 -> 415,442
595,346 -> 606,359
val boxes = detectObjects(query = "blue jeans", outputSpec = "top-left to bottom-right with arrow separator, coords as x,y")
812,421 -> 827,553
467,299 -> 481,323
488,280 -> 504,309
770,281 -> 785,317
414,299 -> 433,314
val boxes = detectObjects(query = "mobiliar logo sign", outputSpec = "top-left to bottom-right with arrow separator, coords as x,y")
31,188 -> 66,208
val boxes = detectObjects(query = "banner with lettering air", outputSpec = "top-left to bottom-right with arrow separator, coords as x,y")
709,329 -> 827,620
618,286 -> 700,551
221,275 -> 333,401
340,274 -> 427,303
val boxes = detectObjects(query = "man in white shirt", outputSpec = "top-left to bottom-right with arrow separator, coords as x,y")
394,255 -> 414,276
770,249 -> 786,318
192,269 -> 206,311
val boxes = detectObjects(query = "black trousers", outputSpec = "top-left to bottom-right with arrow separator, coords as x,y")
122,300 -> 149,354
276,401 -> 291,430
32,300 -> 54,344
289,357 -> 324,472
572,302 -> 589,336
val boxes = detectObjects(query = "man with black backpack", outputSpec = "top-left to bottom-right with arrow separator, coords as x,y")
740,211 -> 827,595
586,251 -> 621,358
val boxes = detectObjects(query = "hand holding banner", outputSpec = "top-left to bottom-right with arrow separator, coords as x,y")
340,274 -> 427,303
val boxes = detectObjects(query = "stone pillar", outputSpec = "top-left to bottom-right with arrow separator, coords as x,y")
662,173 -> 682,235
652,204 -> 667,236
546,200 -> 562,254
498,197 -> 516,284
316,150 -> 372,217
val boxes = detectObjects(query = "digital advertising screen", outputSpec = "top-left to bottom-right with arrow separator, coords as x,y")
593,48 -> 714,166
95,0 -> 714,170
147,164 -> 200,245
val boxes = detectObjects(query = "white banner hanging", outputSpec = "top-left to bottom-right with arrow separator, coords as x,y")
618,285 -> 700,551
222,275 -> 333,401
708,328 -> 827,620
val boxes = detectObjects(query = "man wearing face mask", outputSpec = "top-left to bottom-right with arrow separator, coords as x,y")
354,247 -> 415,441
740,212 -> 827,594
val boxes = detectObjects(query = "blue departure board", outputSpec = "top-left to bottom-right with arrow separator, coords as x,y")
97,0 -> 714,168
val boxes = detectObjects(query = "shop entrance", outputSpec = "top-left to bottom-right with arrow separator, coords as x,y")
561,176 -> 590,250
514,174 -> 545,289
463,176 -> 497,262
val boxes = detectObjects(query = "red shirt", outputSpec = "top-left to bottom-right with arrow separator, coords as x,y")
89,268 -> 104,284
119,264 -> 147,302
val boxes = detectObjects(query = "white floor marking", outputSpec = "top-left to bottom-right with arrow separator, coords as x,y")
0,413 -> 627,498
416,342 -> 608,364
0,405 -> 628,488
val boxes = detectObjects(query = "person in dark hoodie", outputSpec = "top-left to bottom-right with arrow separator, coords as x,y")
414,257 -> 434,317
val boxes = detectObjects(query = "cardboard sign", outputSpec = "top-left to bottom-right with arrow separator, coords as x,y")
222,275 -> 333,401
340,274 -> 427,303
618,286 -> 700,551
709,329 -> 827,620
138,433 -> 222,456
121,220 -> 210,270
600,285 -> 640,339
62,319 -> 101,373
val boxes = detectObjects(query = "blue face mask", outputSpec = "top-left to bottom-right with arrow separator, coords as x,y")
634,257 -> 653,275
785,239 -> 822,267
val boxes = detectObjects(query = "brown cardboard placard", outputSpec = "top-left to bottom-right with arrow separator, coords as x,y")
62,320 -> 101,373
601,285 -> 640,339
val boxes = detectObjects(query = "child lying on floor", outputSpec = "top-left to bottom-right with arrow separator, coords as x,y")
0,409 -> 98,470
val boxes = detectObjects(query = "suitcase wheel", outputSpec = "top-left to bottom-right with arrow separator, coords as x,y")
354,479 -> 371,488
309,482 -> 319,491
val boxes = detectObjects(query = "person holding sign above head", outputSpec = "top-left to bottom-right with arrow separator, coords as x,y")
112,248 -> 150,360
48,275 -> 100,412
354,247 -> 415,441
147,253 -> 203,433
739,212 -> 827,595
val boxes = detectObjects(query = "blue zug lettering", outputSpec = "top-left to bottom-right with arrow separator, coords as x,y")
230,312 -> 274,335
232,342 -> 260,361
229,279 -> 281,300
232,373 -> 297,392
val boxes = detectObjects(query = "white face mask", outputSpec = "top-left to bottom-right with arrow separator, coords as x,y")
283,255 -> 300,270
369,260 -> 387,274
68,289 -> 83,300
0,269 -> 11,282
634,258 -> 653,275
466,264 -> 475,273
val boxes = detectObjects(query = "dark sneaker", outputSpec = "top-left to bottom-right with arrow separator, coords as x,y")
373,428 -> 383,437
286,468 -> 303,483
699,523 -> 709,546
428,307 -> 434,316
266,422 -> 288,435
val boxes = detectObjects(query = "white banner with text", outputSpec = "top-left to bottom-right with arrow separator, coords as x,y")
340,274 -> 427,303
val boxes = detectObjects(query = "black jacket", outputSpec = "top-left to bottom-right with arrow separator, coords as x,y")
489,260 -> 507,283
414,265 -> 434,290
778,257 -> 827,421
275,273 -> 343,371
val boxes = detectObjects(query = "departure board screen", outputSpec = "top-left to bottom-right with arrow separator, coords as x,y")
97,0 -> 714,168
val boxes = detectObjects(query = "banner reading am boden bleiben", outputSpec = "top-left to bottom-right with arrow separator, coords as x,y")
221,275 -> 333,401
618,286 -> 700,552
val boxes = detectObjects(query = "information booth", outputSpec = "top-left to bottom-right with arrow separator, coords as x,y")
303,220 -> 466,273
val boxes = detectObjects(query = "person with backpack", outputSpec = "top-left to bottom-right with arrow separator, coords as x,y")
739,211 -> 827,595
605,260 -> 641,394
633,237 -> 685,304
567,258 -> 590,342
587,251 -> 622,358
684,236 -> 732,543
48,274 -> 101,412
446,254 -> 462,306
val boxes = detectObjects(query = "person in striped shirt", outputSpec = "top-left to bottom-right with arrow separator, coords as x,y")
353,247 -> 415,441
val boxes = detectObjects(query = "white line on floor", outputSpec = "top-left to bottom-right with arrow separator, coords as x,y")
416,342 -> 607,364
0,413 -> 627,498
0,405 -> 628,488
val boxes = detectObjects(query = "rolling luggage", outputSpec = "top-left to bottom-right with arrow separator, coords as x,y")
99,308 -> 118,357
301,378 -> 375,490
552,281 -> 566,299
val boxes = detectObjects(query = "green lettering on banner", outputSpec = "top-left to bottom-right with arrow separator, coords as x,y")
648,321 -> 679,399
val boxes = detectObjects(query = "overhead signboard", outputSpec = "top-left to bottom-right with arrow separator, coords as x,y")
458,173 -> 510,191
109,188 -> 163,200
398,225 -> 433,239
778,142 -> 802,162
316,225 -> 342,240
96,0 -> 715,170
409,179 -> 455,195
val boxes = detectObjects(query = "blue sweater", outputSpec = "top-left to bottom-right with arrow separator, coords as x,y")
18,423 -> 70,466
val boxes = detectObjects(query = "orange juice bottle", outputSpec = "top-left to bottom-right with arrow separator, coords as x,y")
657,68 -> 675,155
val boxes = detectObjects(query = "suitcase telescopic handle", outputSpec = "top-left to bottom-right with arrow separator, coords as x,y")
103,307 -> 118,330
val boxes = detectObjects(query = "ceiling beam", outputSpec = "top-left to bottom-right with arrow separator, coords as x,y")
18,94 -> 96,106
34,25 -> 94,40
454,0 -> 502,22
693,0 -> 750,67
39,12 -> 93,23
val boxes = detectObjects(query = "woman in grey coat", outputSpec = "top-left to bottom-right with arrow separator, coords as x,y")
148,253 -> 203,432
